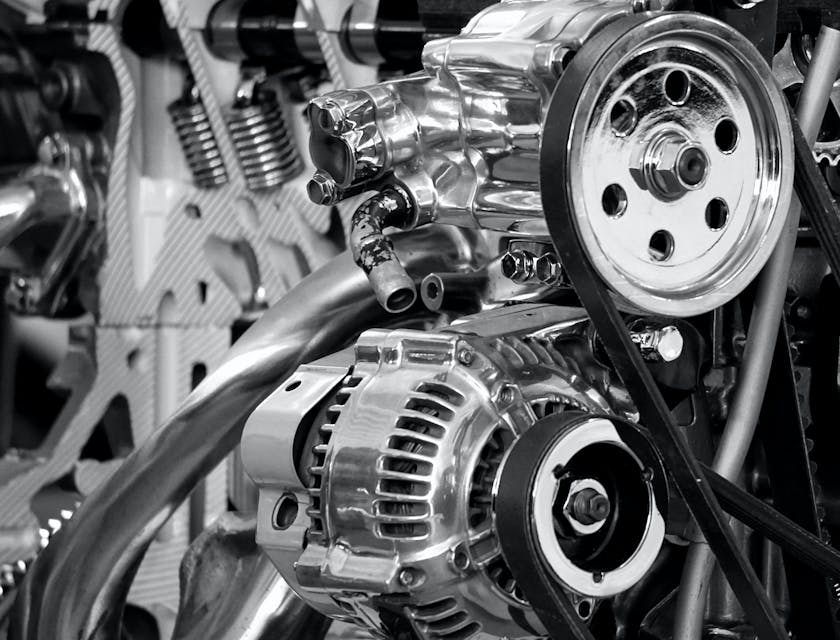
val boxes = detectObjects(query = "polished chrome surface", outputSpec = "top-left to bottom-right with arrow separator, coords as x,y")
243,305 -> 627,639
0,133 -> 105,315
0,185 -> 37,244
306,0 -> 634,237
563,13 -> 793,316
528,416 -> 664,597
9,227 -> 477,640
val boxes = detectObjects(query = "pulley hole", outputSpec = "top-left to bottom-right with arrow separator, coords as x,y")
577,600 -> 592,619
664,69 -> 691,105
705,198 -> 729,230
610,99 -> 638,137
185,203 -> 201,219
602,184 -> 627,218
285,380 -> 302,392
715,119 -> 739,154
272,493 -> 298,530
648,230 -> 674,262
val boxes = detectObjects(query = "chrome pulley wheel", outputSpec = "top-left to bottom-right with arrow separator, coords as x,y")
542,13 -> 794,317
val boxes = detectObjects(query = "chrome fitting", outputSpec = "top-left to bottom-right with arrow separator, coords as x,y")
501,249 -> 537,284
630,324 -> 684,363
307,171 -> 338,205
535,253 -> 564,286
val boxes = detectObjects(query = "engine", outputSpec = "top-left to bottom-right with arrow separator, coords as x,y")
5,0 -> 840,639
239,1 -> 799,637
243,306 -> 668,639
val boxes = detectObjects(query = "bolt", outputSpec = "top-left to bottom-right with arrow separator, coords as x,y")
645,132 -> 709,200
569,488 -> 611,526
399,568 -> 415,586
499,385 -> 516,404
307,171 -> 338,205
630,324 -> 684,363
535,253 -> 563,286
312,100 -> 346,134
677,146 -> 708,187
458,348 -> 474,366
593,572 -> 604,583
500,249 -> 536,284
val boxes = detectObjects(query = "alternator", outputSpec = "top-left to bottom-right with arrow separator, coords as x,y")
242,307 -> 666,639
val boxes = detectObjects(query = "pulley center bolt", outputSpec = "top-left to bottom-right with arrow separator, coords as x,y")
569,488 -> 611,526
677,146 -> 708,187
641,131 -> 709,199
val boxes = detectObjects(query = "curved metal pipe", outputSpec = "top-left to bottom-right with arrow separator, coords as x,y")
350,190 -> 417,313
170,513 -> 329,640
674,25 -> 840,640
9,226 -> 476,640
0,184 -> 37,247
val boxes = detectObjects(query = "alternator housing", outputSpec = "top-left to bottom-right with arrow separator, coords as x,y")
242,307 -> 653,639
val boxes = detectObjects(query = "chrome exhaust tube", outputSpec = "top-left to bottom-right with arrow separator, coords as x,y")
9,226 -> 477,640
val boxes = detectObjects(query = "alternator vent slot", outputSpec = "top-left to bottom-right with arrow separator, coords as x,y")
388,436 -> 439,458
377,521 -> 430,539
415,382 -> 464,406
405,397 -> 454,421
306,373 -> 363,543
377,478 -> 430,496
409,599 -> 480,639
396,416 -> 446,439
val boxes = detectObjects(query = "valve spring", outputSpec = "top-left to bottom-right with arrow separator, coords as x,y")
167,87 -> 229,189
226,87 -> 302,191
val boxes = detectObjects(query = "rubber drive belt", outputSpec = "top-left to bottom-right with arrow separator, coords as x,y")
498,14 -> 790,640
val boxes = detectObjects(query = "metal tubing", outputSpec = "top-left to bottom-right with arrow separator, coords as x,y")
349,191 -> 417,313
674,25 -> 840,640
0,185 -> 36,247
170,513 -> 329,640
9,226 -> 475,640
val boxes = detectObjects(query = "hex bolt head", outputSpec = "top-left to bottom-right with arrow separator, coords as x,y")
569,488 -> 611,526
646,132 -> 709,199
399,569 -> 415,586
631,324 -> 684,363
535,253 -> 563,286
458,348 -> 474,366
313,101 -> 346,134
307,171 -> 338,205
500,249 -> 536,283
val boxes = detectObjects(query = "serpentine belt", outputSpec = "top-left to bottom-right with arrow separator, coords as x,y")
493,12 -> 840,640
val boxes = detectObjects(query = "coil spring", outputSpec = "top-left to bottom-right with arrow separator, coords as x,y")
226,87 -> 302,191
0,507 -> 75,601
167,87 -> 229,189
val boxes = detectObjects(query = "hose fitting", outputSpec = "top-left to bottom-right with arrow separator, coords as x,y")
350,190 -> 416,313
